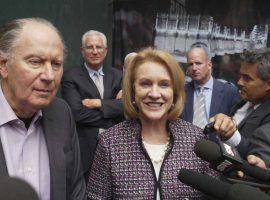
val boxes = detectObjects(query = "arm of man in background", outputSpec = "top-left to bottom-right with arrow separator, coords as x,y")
82,88 -> 123,107
61,68 -> 124,128
247,124 -> 270,168
209,113 -> 270,163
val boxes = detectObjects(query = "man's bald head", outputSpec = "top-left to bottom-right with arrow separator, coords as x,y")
0,17 -> 66,60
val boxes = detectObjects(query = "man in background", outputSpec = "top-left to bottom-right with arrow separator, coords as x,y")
123,52 -> 137,74
61,30 -> 124,180
0,17 -> 85,200
210,48 -> 270,166
181,42 -> 240,135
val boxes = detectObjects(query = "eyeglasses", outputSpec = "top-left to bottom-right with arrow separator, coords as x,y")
83,45 -> 105,52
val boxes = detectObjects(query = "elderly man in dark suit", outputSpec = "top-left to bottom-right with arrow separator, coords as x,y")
61,30 -> 124,180
210,48 -> 270,166
0,18 -> 85,200
181,42 -> 240,135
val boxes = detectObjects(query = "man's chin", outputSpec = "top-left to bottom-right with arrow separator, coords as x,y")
239,94 -> 247,101
32,97 -> 54,109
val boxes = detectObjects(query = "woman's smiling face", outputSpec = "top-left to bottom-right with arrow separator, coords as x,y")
134,61 -> 174,124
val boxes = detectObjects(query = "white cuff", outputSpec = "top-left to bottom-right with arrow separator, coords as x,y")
225,130 -> 241,146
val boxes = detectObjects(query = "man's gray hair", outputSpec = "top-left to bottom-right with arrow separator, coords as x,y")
0,17 -> 66,59
188,42 -> 211,60
240,48 -> 270,80
81,30 -> 107,48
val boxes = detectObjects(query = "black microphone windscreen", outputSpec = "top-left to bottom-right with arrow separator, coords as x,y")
0,176 -> 39,200
195,139 -> 270,182
178,168 -> 231,200
179,169 -> 270,200
228,184 -> 270,200
194,139 -> 220,162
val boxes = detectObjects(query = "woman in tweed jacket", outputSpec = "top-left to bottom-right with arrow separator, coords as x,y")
87,47 -> 211,199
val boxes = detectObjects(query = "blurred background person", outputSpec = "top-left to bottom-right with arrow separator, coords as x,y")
181,42 -> 240,141
209,48 -> 270,166
123,52 -> 137,74
87,47 -> 212,199
116,52 -> 138,100
61,30 -> 124,181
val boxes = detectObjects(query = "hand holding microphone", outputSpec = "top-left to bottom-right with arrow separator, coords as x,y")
238,155 -> 267,178
208,113 -> 237,140
194,139 -> 270,184
178,168 -> 270,200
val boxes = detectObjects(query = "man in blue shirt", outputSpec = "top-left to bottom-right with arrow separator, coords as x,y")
181,42 -> 240,132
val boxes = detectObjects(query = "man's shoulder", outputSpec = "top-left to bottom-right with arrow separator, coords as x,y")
259,98 -> 270,111
50,97 -> 68,106
64,65 -> 84,75
104,66 -> 122,75
214,78 -> 237,89
44,97 -> 70,114
214,78 -> 238,93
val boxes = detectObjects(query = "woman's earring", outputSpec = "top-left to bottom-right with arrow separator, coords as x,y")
132,101 -> 136,105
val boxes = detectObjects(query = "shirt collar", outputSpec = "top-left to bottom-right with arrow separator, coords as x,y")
194,76 -> 213,91
0,83 -> 43,126
241,101 -> 260,111
84,63 -> 104,77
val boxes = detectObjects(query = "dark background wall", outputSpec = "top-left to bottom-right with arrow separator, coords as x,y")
0,0 -> 112,69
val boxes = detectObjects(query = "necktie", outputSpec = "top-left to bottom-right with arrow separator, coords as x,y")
245,104 -> 254,118
93,72 -> 104,98
193,87 -> 206,129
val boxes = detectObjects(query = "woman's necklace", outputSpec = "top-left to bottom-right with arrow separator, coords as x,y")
142,136 -> 170,164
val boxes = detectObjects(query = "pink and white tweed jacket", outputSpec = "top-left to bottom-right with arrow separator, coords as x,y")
87,118 -> 212,200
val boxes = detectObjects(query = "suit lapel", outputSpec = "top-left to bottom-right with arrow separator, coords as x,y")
42,106 -> 66,200
210,80 -> 223,117
237,100 -> 269,130
103,67 -> 113,99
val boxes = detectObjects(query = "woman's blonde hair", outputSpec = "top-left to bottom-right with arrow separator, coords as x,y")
123,47 -> 185,120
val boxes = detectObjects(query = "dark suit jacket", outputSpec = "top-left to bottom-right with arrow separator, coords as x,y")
248,123 -> 270,167
181,79 -> 240,122
229,98 -> 270,160
61,65 -> 124,173
0,98 -> 86,200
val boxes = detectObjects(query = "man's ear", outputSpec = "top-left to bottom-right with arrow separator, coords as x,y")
208,60 -> 212,69
0,52 -> 8,78
264,79 -> 270,92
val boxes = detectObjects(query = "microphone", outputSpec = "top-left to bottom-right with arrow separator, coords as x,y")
194,139 -> 270,183
0,176 -> 38,200
178,168 -> 270,200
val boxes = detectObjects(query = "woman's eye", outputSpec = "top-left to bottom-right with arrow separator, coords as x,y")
160,81 -> 170,88
140,81 -> 151,87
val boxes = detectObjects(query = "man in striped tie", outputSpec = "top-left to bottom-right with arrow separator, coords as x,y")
181,42 -> 240,135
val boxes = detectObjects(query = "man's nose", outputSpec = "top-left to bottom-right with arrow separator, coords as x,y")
191,63 -> 199,70
237,77 -> 243,87
41,64 -> 55,81
92,47 -> 98,54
